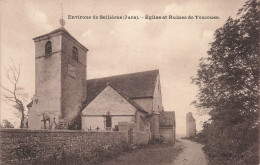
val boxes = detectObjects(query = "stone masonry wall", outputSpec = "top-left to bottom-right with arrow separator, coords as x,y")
132,130 -> 150,145
33,35 -> 63,124
61,34 -> 87,119
186,112 -> 196,137
0,129 -> 128,164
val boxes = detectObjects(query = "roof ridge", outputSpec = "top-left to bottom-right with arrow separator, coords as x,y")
82,84 -> 107,106
87,69 -> 159,81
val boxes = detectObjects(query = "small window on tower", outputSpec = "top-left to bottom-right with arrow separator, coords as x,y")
45,41 -> 52,56
72,47 -> 78,61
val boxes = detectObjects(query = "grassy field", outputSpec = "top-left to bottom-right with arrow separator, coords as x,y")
99,140 -> 184,165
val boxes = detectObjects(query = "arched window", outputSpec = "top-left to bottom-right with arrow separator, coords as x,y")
72,47 -> 78,60
45,41 -> 52,56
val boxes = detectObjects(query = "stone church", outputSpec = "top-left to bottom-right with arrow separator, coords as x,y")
28,26 -> 175,141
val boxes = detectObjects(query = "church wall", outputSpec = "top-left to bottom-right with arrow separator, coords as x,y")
82,112 -> 149,132
152,75 -> 163,112
135,111 -> 150,132
82,116 -> 104,131
132,98 -> 153,114
82,116 -> 134,131
0,129 -> 128,164
34,35 -> 63,120
81,86 -> 149,131
82,86 -> 137,116
131,75 -> 163,115
61,35 -> 87,119
112,116 -> 134,130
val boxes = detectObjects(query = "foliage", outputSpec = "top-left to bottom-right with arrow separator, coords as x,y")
0,60 -> 28,128
0,119 -> 14,128
192,0 -> 259,164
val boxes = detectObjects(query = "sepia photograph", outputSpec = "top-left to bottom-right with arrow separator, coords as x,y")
0,0 -> 259,164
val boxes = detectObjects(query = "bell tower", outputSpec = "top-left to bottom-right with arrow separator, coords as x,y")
28,19 -> 88,129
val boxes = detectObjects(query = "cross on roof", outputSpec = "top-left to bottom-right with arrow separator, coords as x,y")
59,3 -> 65,27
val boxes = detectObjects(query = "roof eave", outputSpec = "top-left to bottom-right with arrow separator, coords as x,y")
32,27 -> 89,52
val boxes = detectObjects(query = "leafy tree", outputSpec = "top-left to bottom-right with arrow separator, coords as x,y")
192,0 -> 259,163
0,60 -> 28,128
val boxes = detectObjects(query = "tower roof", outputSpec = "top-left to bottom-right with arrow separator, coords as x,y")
33,27 -> 88,52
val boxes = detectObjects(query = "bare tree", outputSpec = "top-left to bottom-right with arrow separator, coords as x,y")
1,60 -> 28,128
0,119 -> 14,128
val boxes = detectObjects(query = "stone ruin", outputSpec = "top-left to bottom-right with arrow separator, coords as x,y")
186,112 -> 196,137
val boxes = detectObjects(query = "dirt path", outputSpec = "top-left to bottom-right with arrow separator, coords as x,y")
172,139 -> 208,165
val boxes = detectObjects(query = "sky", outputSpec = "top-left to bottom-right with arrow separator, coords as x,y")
0,0 -> 247,133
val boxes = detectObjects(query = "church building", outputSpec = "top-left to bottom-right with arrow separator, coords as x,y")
27,24 -> 176,142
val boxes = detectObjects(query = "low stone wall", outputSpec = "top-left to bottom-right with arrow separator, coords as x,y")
132,130 -> 150,145
0,129 -> 128,164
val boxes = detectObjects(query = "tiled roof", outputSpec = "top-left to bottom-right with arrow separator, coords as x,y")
159,111 -> 175,127
109,85 -> 148,114
83,69 -> 159,108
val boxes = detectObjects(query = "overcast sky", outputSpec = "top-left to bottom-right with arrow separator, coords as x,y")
0,0 -> 246,133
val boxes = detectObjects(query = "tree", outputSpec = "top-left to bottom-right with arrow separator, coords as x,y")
0,119 -> 15,128
1,60 -> 28,128
192,0 -> 259,163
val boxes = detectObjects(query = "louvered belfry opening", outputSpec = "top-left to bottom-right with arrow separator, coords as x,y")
72,47 -> 78,60
45,41 -> 52,56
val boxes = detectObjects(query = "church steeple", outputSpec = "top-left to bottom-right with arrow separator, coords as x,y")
28,10 -> 88,129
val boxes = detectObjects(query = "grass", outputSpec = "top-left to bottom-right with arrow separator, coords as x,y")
99,140 -> 184,165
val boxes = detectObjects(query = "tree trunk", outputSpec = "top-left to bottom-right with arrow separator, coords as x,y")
20,110 -> 25,128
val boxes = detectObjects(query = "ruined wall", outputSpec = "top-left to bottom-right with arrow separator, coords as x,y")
186,112 -> 196,137
0,129 -> 128,164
